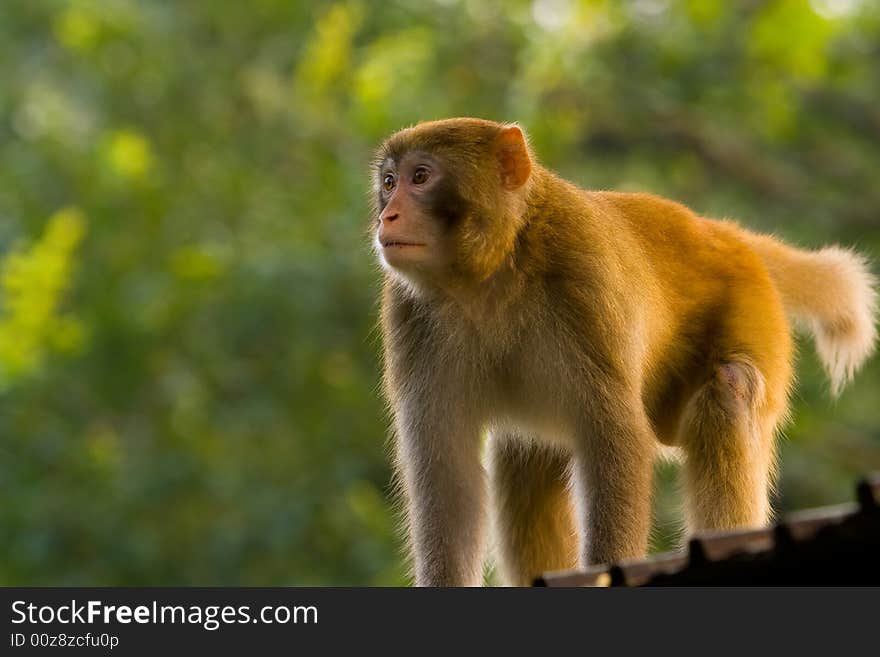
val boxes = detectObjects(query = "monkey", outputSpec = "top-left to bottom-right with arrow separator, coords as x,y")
371,117 -> 878,587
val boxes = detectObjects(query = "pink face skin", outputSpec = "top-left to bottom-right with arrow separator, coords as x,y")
374,152 -> 450,274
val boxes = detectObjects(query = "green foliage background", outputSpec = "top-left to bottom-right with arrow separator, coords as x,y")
1,0 -> 878,585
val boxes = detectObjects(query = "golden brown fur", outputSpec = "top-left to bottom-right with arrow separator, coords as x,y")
373,118 -> 877,586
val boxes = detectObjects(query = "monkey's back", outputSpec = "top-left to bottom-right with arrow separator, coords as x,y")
584,191 -> 793,442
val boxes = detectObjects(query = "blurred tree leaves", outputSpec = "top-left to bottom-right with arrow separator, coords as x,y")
0,0 -> 878,584
102,129 -> 154,182
0,208 -> 87,387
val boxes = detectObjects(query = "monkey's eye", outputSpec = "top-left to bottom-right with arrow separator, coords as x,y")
412,166 -> 430,185
382,173 -> 395,192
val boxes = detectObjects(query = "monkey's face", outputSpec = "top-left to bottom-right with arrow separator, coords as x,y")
373,151 -> 457,276
372,118 -> 533,287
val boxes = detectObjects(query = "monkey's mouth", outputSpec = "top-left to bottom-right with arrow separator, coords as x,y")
381,240 -> 426,249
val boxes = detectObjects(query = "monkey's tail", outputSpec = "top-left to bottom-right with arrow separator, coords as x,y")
744,232 -> 878,396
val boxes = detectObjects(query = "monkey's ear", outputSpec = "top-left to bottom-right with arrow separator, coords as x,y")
495,126 -> 532,190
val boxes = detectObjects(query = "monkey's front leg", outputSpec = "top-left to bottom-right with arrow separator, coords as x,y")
571,398 -> 656,567
395,408 -> 487,586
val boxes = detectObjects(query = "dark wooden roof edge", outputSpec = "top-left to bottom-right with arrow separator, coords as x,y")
536,472 -> 880,587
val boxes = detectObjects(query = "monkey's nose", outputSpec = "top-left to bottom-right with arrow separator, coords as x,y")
381,212 -> 399,224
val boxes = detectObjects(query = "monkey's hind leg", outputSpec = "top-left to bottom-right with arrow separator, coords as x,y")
488,434 -> 578,586
679,359 -> 784,531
